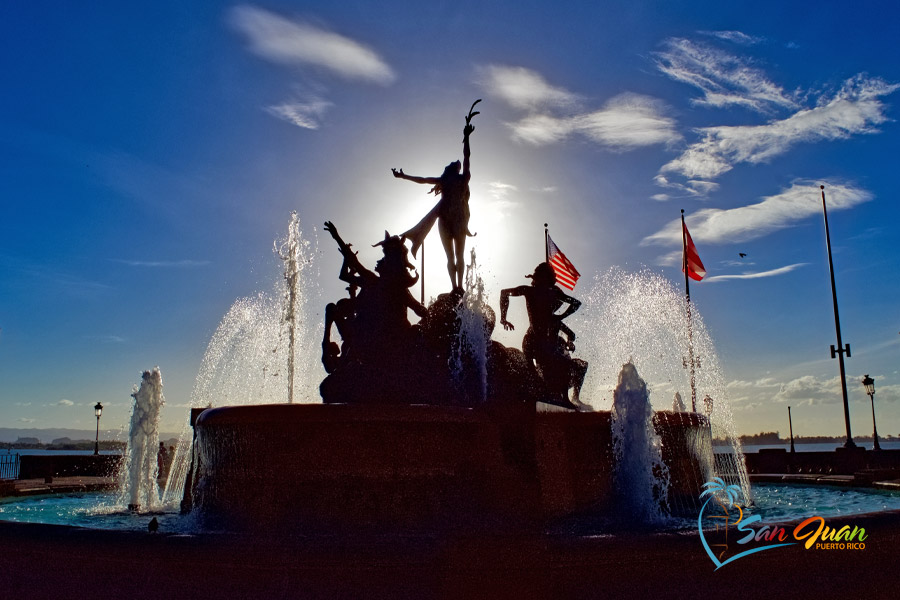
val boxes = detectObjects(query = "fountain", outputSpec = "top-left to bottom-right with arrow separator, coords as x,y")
120,367 -> 165,512
158,103 -> 746,533
611,362 -> 671,524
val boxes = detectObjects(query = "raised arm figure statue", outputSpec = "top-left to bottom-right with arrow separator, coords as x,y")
392,99 -> 481,291
322,221 -> 427,370
499,262 -> 587,408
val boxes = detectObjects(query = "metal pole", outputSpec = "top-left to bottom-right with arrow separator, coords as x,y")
421,242 -> 425,304
682,210 -> 697,412
869,391 -> 881,451
544,223 -> 550,262
820,186 -> 855,448
788,406 -> 795,453
94,414 -> 100,456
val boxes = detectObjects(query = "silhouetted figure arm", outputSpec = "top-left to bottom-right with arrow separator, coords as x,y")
499,285 -> 528,330
324,221 -> 376,287
462,124 -> 473,180
391,169 -> 440,186
405,290 -> 428,319
462,99 -> 479,178
554,289 -> 581,321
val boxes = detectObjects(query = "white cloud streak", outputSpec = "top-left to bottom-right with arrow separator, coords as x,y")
643,180 -> 873,247
704,263 -> 807,282
229,5 -> 396,85
654,37 -> 799,113
112,259 -> 210,268
480,66 -> 681,150
57,399 -> 74,406
507,95 -> 681,149
660,75 -> 899,181
700,30 -> 766,46
479,65 -> 579,111
266,99 -> 333,129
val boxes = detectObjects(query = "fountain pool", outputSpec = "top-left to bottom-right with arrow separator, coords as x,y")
4,483 -> 900,532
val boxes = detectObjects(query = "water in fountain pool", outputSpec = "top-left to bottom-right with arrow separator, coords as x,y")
4,483 -> 898,533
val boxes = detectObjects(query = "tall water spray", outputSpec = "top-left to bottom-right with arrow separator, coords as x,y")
161,214 -> 319,507
120,367 -> 165,512
572,268 -> 751,501
275,210 -> 305,404
611,362 -> 670,523
450,249 -> 490,404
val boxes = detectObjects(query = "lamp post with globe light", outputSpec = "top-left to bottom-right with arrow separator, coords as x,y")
861,375 -> 881,451
93,402 -> 103,455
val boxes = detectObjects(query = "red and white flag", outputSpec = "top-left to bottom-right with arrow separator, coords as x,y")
682,221 -> 706,281
547,235 -> 580,290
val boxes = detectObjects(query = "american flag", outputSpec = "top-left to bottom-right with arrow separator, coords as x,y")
547,235 -> 580,290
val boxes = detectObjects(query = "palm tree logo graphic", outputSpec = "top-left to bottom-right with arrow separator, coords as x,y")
700,478 -> 744,560
698,477 -> 794,569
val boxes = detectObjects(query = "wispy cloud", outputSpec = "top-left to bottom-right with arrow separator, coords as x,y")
1,255 -> 111,299
478,65 -> 579,111
84,334 -> 126,344
111,259 -> 210,268
265,98 -> 333,129
643,180 -> 873,247
17,418 -> 36,424
487,181 -> 518,201
480,66 -> 680,150
57,399 -> 74,406
228,5 -> 396,85
654,37 -> 799,113
699,30 -> 766,46
660,75 -> 899,181
704,263 -> 807,282
773,374 -> 842,404
767,372 -> 900,405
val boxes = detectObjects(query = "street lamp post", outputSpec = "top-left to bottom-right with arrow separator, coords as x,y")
788,406 -> 795,453
94,402 -> 103,455
820,186 -> 855,448
861,375 -> 881,451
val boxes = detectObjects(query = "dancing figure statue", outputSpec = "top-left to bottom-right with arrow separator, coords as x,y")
392,100 -> 481,291
499,263 -> 588,408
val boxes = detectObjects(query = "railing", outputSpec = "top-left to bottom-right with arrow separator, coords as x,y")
0,453 -> 20,480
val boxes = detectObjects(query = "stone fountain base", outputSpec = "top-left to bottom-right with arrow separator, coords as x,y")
187,404 -> 711,532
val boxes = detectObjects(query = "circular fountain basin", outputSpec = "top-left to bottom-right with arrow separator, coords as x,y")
187,403 -> 714,532
4,483 -> 900,532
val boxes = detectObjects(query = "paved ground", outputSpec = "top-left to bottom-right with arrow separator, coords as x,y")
1,508 -> 899,599
2,477 -> 900,598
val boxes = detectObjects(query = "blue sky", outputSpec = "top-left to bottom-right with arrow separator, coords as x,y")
2,1 -> 899,438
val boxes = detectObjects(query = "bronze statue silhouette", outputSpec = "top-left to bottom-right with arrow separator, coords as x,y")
392,100 -> 481,291
500,262 -> 587,408
321,221 -> 427,374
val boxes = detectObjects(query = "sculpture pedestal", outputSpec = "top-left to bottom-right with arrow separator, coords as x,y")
189,404 -> 711,532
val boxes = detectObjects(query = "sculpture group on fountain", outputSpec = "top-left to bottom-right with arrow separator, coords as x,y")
320,102 -> 588,410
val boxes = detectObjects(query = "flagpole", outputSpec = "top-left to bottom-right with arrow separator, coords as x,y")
544,223 -> 550,262
820,185 -> 855,448
421,242 -> 425,304
682,209 -> 697,413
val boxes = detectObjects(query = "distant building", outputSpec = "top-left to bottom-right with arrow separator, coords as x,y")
15,437 -> 40,445
51,437 -> 73,445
